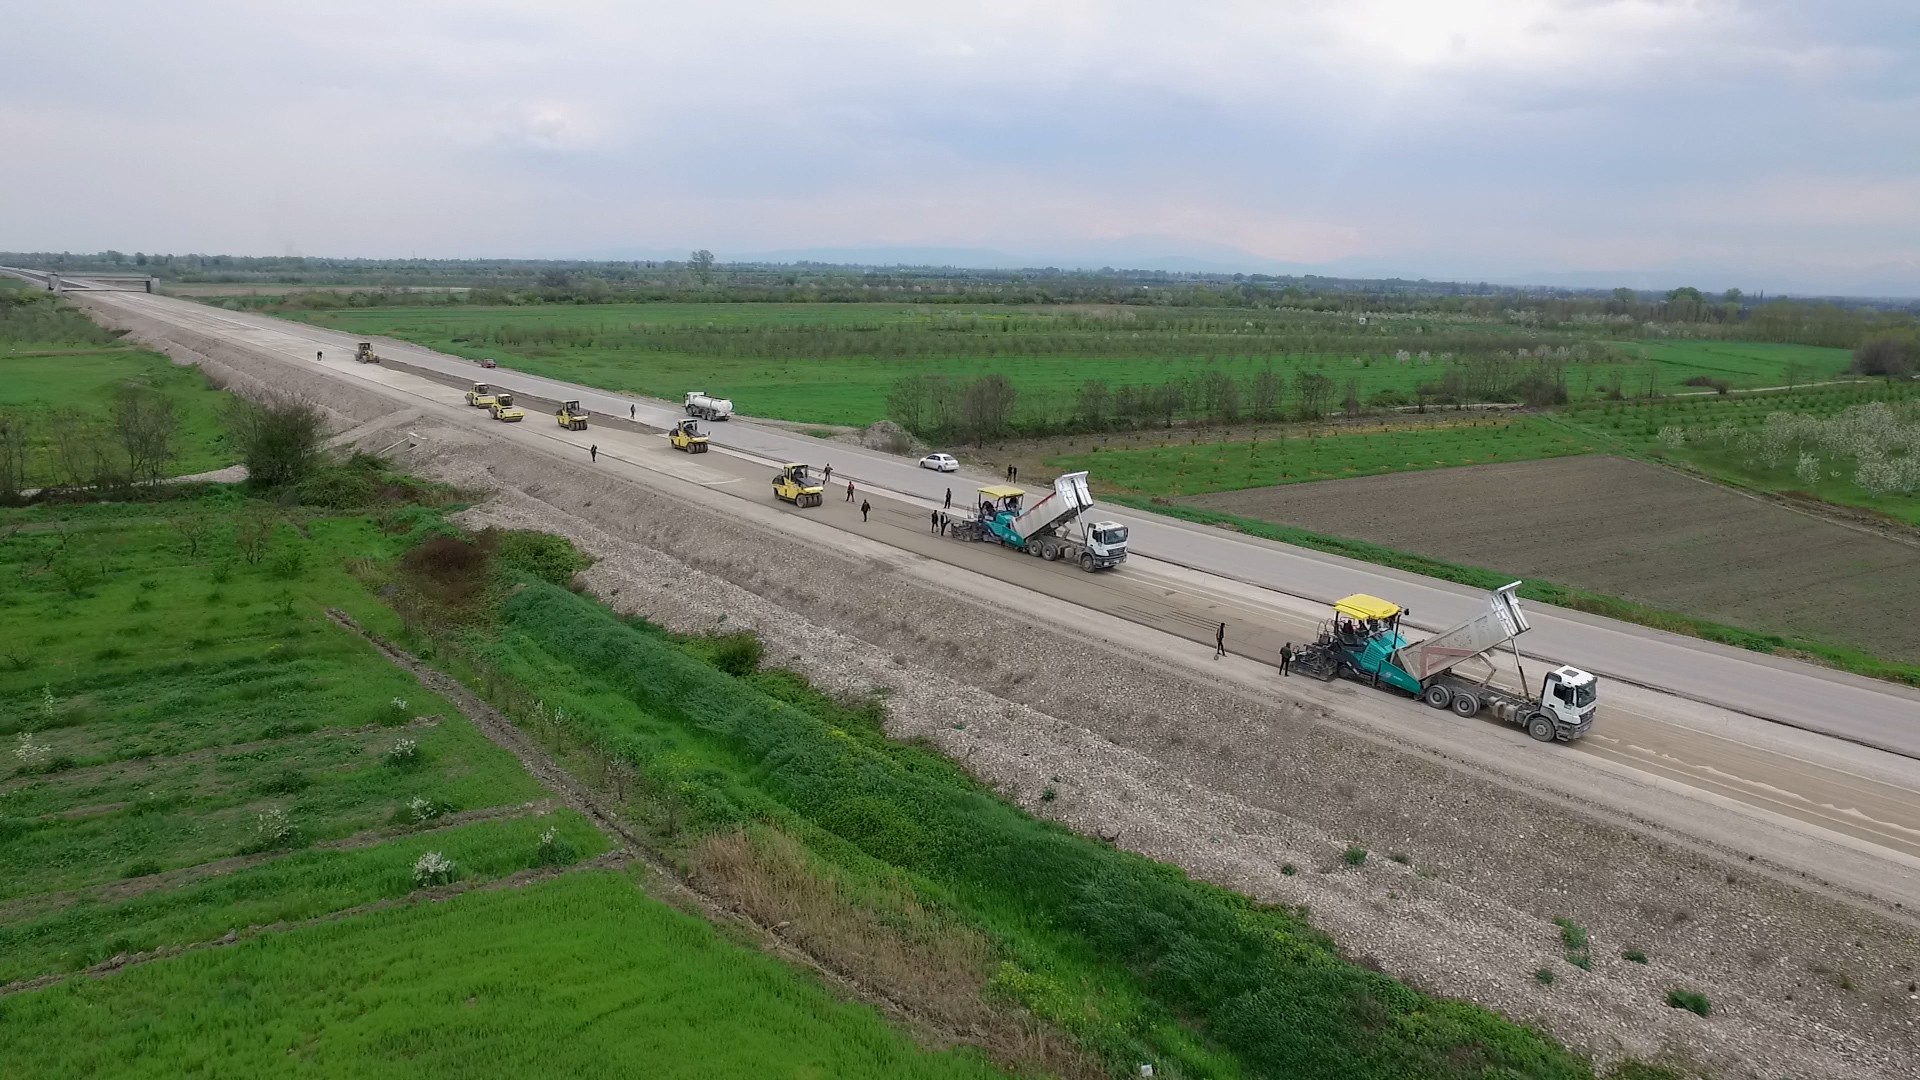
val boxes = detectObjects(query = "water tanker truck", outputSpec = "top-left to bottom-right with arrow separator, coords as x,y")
947,472 -> 1128,572
1292,582 -> 1597,743
684,391 -> 733,421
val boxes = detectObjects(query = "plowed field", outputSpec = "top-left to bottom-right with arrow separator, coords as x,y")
1185,455 -> 1920,662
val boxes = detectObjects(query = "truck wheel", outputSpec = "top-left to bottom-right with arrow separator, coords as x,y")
1080,553 -> 1095,572
1526,714 -> 1557,742
1422,684 -> 1452,710
1450,693 -> 1480,718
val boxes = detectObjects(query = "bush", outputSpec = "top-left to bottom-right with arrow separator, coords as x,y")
492,529 -> 591,587
1665,989 -> 1711,1017
267,546 -> 307,581
294,466 -> 378,509
532,825 -> 579,867
1554,917 -> 1589,951
1343,844 -> 1368,866
1853,335 -> 1914,377
413,850 -> 457,887
1622,948 -> 1648,964
227,394 -> 327,489
1367,388 -> 1411,409
1534,968 -> 1555,985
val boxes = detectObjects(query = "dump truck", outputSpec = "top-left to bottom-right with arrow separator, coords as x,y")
489,392 -> 525,422
670,418 -> 710,453
1291,583 -> 1597,743
354,342 -> 380,364
465,383 -> 498,408
684,391 -> 733,421
947,472 -> 1128,572
772,463 -> 823,507
556,400 -> 590,431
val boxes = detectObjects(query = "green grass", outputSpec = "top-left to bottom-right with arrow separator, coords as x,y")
1552,381 -> 1920,527
1051,415 -> 1595,496
0,870 -> 1006,1080
0,495 -> 567,984
0,282 -> 238,486
1112,497 -> 1920,689
442,570 -> 1665,1080
287,302 -> 1856,428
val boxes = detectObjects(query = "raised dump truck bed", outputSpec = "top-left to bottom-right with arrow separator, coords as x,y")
1293,584 -> 1597,743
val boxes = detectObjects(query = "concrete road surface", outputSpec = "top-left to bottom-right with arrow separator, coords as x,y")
95,291 -> 1920,761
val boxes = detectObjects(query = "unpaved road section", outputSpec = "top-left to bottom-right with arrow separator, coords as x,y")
1188,456 -> 1920,664
75,291 -> 1920,760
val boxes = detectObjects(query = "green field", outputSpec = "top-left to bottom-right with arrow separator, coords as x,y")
0,492 -> 612,985
1051,382 -> 1920,526
1052,416 -> 1597,496
1,287 -> 236,480
0,871 -> 1004,1080
290,302 -> 1855,428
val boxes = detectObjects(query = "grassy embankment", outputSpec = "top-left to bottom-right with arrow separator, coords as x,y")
368,531 -> 1692,1080
0,477 -> 1008,1079
282,302 -> 1851,427
0,284 -> 236,477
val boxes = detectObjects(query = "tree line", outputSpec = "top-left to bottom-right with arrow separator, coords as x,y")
883,357 -> 1574,444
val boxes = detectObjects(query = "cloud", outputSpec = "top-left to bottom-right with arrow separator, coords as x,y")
1,0 -> 1916,293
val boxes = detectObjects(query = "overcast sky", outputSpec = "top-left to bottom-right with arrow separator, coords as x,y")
3,1 -> 1916,293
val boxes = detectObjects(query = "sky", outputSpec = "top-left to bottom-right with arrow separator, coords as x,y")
2,0 -> 1917,294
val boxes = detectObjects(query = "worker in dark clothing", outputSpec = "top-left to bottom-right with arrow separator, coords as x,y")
845,480 -> 855,502
939,513 -> 949,536
943,488 -> 952,509
590,444 -> 598,462
629,404 -> 636,419
930,510 -> 939,533
1279,643 -> 1293,676
1011,465 -> 1018,483
1214,622 -> 1226,660
823,464 -> 833,485
860,500 -> 871,522
315,350 -> 323,362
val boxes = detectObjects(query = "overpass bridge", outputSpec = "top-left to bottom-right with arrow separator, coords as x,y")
0,265 -> 156,292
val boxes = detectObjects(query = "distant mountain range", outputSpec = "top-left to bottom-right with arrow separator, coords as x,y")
586,240 -> 1918,300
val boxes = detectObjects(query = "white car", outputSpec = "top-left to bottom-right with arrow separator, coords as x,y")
919,453 -> 959,472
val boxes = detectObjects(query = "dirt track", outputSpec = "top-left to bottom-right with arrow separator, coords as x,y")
83,298 -> 1920,1079
1186,455 -> 1920,662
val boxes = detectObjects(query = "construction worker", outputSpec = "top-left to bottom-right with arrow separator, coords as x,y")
1279,643 -> 1293,677
860,500 -> 871,522
823,464 -> 833,485
939,512 -> 949,536
845,480 -> 855,502
590,444 -> 599,462
1214,622 -> 1226,660
930,510 -> 939,533
943,487 -> 951,509
315,350 -> 322,362
629,404 -> 636,420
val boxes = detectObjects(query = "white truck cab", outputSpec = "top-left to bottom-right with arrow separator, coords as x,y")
1541,666 -> 1598,730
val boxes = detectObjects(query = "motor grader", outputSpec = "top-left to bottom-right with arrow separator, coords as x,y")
465,383 -> 498,408
772,463 -> 823,507
556,400 -> 590,431
489,392 -> 526,422
354,342 -> 380,364
670,418 -> 709,453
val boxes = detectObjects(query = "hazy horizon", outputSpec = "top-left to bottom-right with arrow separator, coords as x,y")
3,1 -> 1916,296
